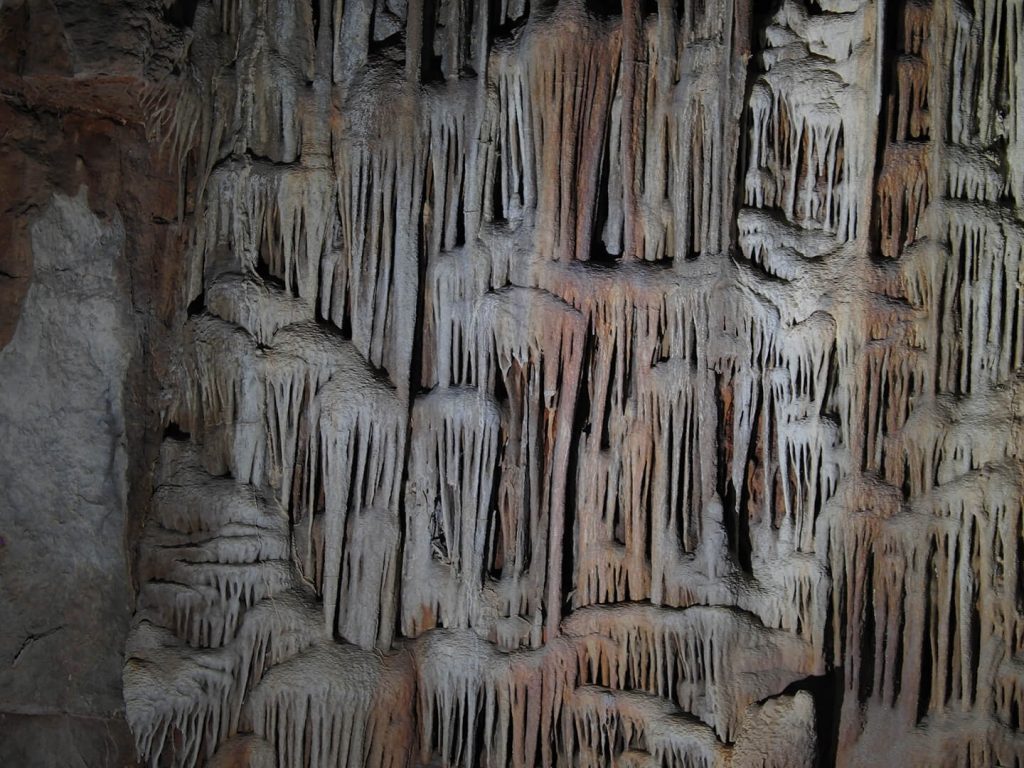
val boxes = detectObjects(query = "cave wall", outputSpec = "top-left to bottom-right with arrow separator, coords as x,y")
2,0 -> 1024,766
0,2 -> 183,764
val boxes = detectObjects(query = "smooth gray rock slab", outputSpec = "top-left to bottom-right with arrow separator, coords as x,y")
0,191 -> 135,752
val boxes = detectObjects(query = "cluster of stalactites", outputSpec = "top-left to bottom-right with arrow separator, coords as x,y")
123,0 -> 1024,766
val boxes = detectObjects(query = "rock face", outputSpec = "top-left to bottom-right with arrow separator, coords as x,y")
0,192 -> 137,766
2,0 -> 1024,766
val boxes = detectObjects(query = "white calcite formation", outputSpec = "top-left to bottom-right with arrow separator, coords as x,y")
121,1 -> 1024,766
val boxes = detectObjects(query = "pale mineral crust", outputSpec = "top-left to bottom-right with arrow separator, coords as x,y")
1,0 -> 1023,766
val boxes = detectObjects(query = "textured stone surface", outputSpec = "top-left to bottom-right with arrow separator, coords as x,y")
3,0 -> 1024,766
0,3 -> 182,764
0,192 -> 135,761
0,712 -> 135,768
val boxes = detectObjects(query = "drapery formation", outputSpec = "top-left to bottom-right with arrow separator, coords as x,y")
122,1 -> 1024,766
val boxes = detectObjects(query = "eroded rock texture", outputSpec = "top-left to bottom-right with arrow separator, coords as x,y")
2,0 -> 1024,766
0,1 -> 184,763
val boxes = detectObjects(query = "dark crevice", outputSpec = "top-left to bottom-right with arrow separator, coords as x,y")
781,668 -> 843,768
162,422 -> 191,442
489,0 -> 530,40
186,291 -> 206,317
254,253 -> 299,298
715,370 -> 737,553
819,340 -> 840,420
163,0 -> 200,28
311,0 -> 321,42
869,0 -> 902,262
734,383 -> 759,574
471,701 -> 487,768
892,578 -> 906,703
485,441 -> 505,580
491,149 -> 506,224
589,110 -> 619,263
455,200 -> 467,247
421,0 -> 445,83
857,551 -> 876,702
612,490 -> 626,546
917,536 -> 936,723
586,0 -> 623,18
600,340 -> 616,449
562,326 -> 594,608
968,517 -> 981,704
370,31 -> 406,57
409,184 -> 430,392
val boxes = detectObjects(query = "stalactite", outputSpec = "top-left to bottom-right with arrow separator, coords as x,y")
306,353 -> 406,650
485,9 -> 622,262
206,274 -> 312,348
563,604 -> 815,742
172,314 -> 388,514
935,206 -> 1024,394
244,641 -> 416,768
125,620 -> 236,768
568,686 -> 724,768
414,630 -> 577,768
115,1 -> 1024,766
401,388 -> 503,640
192,162 -> 335,307
208,735 -> 276,768
876,143 -> 930,259
125,447 -> 323,768
329,135 -> 422,385
471,287 -> 588,641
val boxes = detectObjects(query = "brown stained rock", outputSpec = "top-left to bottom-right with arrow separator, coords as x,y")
0,216 -> 32,351
0,4 -> 185,767
0,0 -> 73,78
2,1 -> 1024,767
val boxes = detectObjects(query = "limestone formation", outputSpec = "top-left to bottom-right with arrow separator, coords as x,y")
2,0 -> 1024,766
